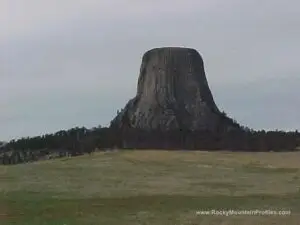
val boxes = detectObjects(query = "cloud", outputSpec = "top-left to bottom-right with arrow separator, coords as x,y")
0,0 -> 299,140
0,0 -> 221,41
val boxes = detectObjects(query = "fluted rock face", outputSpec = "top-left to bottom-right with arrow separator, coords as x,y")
111,47 -> 230,131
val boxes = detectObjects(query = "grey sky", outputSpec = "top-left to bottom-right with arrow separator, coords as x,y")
1,0 -> 299,141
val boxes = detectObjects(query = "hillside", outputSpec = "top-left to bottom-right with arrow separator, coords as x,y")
1,150 -> 300,224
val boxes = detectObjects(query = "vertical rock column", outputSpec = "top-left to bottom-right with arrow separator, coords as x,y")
111,47 -> 232,131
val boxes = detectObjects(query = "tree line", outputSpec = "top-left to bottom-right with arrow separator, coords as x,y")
0,121 -> 299,165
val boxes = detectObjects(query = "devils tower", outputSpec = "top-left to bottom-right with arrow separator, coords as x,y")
111,47 -> 239,131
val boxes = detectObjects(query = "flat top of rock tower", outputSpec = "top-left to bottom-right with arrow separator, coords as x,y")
143,47 -> 201,59
145,47 -> 197,53
150,46 -> 196,50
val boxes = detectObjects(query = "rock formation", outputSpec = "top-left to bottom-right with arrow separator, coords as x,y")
111,47 -> 238,131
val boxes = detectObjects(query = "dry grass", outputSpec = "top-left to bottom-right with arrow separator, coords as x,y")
1,150 -> 300,224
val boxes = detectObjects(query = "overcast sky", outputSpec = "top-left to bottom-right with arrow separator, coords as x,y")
1,0 -> 299,141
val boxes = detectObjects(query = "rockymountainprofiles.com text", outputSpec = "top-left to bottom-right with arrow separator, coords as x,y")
196,209 -> 291,216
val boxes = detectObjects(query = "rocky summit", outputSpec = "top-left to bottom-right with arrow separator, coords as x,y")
111,47 -> 236,131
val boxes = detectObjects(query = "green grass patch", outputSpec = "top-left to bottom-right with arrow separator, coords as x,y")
1,151 -> 300,224
242,163 -> 299,174
1,191 -> 300,225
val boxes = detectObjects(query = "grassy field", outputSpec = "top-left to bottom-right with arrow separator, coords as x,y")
1,150 -> 300,225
